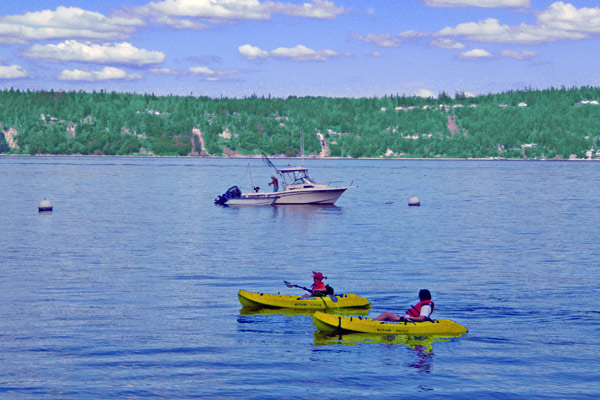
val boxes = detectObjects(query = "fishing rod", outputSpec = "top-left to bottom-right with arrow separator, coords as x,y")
247,163 -> 259,192
261,152 -> 283,178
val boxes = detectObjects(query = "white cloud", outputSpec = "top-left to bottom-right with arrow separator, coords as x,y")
0,64 -> 29,79
437,17 -> 586,44
239,44 -> 340,61
0,6 -> 143,44
500,49 -> 535,59
188,66 -> 218,75
271,45 -> 339,60
377,3 -> 598,46
150,66 -> 233,81
399,30 -> 429,38
431,38 -> 465,49
425,0 -> 530,7
370,51 -> 382,57
238,44 -> 269,59
188,66 -> 226,81
354,33 -> 401,47
415,88 -> 436,98
140,0 -> 269,20
23,40 -> 165,65
140,0 -> 345,24
190,66 -> 238,81
538,2 -> 600,34
266,0 -> 345,19
150,16 -> 208,29
460,48 -> 493,58
58,66 -> 140,81
150,67 -> 179,75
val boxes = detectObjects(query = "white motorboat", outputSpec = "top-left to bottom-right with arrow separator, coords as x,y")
255,166 -> 351,205
215,154 -> 355,206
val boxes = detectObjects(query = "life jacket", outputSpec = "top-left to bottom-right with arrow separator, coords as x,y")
312,281 -> 326,292
406,300 -> 434,318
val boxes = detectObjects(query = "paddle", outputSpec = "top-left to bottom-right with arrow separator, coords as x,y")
283,280 -> 312,293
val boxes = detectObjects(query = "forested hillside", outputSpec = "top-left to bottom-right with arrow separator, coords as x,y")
1,86 -> 599,159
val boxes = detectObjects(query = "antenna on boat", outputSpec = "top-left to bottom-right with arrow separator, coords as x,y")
247,163 -> 256,192
300,130 -> 304,167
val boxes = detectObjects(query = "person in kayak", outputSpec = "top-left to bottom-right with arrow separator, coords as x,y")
302,272 -> 328,297
268,176 -> 279,192
374,289 -> 434,322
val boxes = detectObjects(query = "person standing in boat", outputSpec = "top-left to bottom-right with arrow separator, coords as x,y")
374,289 -> 434,322
268,175 -> 279,192
302,272 -> 328,297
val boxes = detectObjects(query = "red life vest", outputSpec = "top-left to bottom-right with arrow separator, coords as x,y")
406,300 -> 434,318
312,281 -> 326,292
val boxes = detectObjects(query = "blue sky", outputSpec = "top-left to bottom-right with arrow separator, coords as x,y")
0,0 -> 599,98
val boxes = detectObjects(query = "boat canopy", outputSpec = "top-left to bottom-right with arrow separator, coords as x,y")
277,167 -> 316,185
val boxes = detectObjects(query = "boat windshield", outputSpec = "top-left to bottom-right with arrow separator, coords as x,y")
283,169 -> 315,185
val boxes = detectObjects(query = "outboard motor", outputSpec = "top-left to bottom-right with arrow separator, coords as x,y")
214,185 -> 242,205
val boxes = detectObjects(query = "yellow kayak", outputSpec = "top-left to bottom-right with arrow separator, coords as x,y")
312,311 -> 468,335
238,290 -> 370,310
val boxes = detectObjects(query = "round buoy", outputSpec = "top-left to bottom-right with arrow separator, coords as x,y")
38,199 -> 53,213
408,196 -> 420,207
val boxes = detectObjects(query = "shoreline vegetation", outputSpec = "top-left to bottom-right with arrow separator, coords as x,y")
1,153 -> 599,162
1,86 -> 599,160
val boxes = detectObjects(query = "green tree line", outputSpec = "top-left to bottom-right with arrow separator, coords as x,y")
0,86 -> 599,159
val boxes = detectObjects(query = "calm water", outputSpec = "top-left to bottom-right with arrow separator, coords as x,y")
1,156 -> 599,399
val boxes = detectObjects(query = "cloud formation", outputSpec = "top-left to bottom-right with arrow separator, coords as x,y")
0,64 -> 29,79
140,0 -> 345,26
58,66 -> 140,81
23,40 -> 165,65
239,44 -> 340,61
431,38 -> 465,49
150,66 -> 234,81
0,6 -> 143,44
538,2 -> 600,33
188,66 -> 231,81
460,48 -> 493,58
354,33 -> 401,47
425,0 -> 530,7
500,49 -> 535,59
437,17 -> 586,44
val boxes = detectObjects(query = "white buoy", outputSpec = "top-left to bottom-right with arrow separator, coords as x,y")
38,199 -> 53,213
408,196 -> 420,207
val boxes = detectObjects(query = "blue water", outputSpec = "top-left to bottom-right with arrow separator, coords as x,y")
1,156 -> 599,399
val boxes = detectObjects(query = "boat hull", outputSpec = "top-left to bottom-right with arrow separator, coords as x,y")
228,195 -> 277,206
238,188 -> 347,205
273,188 -> 347,205
312,311 -> 468,335
238,290 -> 370,310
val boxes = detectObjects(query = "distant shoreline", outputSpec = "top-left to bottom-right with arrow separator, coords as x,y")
1,153 -> 597,161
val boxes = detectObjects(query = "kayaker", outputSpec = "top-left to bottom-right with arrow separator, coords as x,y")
268,176 -> 279,192
374,289 -> 434,322
302,271 -> 328,297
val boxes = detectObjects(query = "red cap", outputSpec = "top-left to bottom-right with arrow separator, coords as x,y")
312,272 -> 325,280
